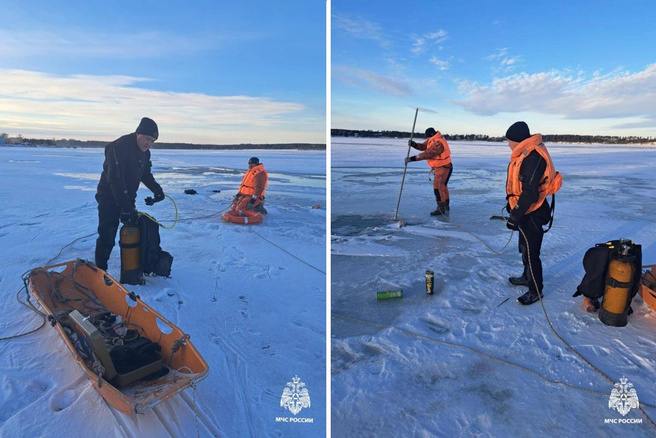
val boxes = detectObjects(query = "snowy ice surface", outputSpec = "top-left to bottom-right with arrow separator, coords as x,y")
0,146 -> 325,437
332,137 -> 656,437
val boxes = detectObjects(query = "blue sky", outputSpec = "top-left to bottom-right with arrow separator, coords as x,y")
0,0 -> 325,143
333,0 -> 656,136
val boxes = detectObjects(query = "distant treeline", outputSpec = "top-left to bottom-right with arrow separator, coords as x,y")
0,135 -> 325,150
331,129 -> 655,144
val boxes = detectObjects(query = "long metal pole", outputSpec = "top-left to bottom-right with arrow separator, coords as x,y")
394,107 -> 419,221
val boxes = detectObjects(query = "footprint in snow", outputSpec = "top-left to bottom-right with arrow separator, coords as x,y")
464,321 -> 479,335
49,389 -> 79,412
453,299 -> 483,315
0,377 -> 51,422
421,316 -> 450,335
477,328 -> 494,343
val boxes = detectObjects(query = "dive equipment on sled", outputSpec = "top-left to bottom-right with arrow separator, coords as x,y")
641,267 -> 656,311
66,309 -> 166,387
26,260 -> 208,414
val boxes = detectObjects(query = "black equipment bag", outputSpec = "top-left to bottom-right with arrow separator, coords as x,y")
138,215 -> 173,277
573,239 -> 642,300
110,336 -> 162,374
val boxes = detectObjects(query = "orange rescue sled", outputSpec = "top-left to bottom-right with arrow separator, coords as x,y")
641,267 -> 656,311
222,209 -> 264,225
26,259 -> 209,414
222,196 -> 265,225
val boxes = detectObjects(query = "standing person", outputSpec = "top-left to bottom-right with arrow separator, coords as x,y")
94,117 -> 165,271
505,121 -> 561,305
233,156 -> 268,214
405,127 -> 453,216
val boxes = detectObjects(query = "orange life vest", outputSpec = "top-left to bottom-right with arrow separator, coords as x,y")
238,164 -> 268,197
425,133 -> 452,168
506,134 -> 562,214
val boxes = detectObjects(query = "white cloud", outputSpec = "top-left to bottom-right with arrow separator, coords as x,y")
0,69 -> 323,143
429,57 -> 450,71
486,48 -> 521,73
425,30 -> 448,43
411,38 -> 425,55
454,64 -> 656,129
334,66 -> 412,97
612,120 -> 656,129
0,29 -> 234,58
411,29 -> 448,55
333,15 -> 390,48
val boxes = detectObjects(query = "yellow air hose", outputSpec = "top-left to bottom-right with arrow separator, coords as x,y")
140,194 -> 179,229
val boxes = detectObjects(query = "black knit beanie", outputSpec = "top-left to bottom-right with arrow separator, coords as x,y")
505,121 -> 530,142
136,117 -> 159,140
248,157 -> 260,165
425,127 -> 436,137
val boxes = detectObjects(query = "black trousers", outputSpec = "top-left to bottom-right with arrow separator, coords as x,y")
95,199 -> 121,270
234,194 -> 267,213
518,216 -> 545,292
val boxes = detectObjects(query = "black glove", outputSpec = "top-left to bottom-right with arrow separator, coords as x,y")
405,156 -> 417,165
120,209 -> 139,225
506,210 -> 521,230
408,140 -> 417,148
249,195 -> 264,207
145,191 -> 165,206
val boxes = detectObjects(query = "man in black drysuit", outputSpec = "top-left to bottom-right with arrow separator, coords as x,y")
505,121 -> 553,305
94,117 -> 165,270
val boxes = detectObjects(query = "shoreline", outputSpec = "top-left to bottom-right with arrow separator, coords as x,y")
0,143 -> 326,151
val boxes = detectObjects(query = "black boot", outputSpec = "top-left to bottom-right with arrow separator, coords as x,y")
508,275 -> 529,286
431,201 -> 449,216
431,189 -> 442,216
517,289 -> 543,305
95,238 -> 112,271
582,296 -> 600,313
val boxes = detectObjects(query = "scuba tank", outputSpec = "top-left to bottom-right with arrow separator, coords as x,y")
119,223 -> 144,285
598,240 -> 638,327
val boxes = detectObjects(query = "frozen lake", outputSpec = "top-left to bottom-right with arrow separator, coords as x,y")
0,146 -> 326,437
331,137 -> 656,436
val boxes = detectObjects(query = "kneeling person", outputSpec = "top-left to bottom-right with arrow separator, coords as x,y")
233,157 -> 268,214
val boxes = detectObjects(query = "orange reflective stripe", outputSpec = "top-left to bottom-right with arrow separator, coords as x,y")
506,134 -> 561,214
425,134 -> 452,168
